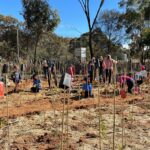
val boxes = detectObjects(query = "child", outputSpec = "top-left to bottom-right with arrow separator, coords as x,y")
31,74 -> 41,93
119,73 -> 134,94
11,65 -> 21,92
82,77 -> 93,98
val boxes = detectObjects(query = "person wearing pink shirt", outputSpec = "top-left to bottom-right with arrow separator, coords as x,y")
119,74 -> 135,93
103,55 -> 117,83
67,64 -> 75,78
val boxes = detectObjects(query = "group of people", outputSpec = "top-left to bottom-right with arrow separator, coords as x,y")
0,55 -> 148,97
88,55 -> 117,84
79,54 -> 148,98
0,64 -> 41,93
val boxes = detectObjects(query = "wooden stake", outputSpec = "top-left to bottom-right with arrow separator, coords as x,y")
61,87 -> 66,150
5,74 -> 10,150
98,70 -> 102,150
66,90 -> 70,150
112,62 -> 117,150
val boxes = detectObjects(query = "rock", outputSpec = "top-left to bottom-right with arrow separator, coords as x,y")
77,137 -> 85,143
72,116 -> 78,120
86,133 -> 98,138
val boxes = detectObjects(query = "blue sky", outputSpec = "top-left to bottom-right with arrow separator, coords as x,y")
0,0 -> 121,37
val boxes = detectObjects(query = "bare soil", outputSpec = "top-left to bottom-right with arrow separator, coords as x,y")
0,79 -> 149,150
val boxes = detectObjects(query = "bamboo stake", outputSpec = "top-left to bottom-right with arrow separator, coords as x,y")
5,74 -> 10,150
98,70 -> 102,150
112,61 -> 117,150
121,61 -> 127,149
66,90 -> 70,150
61,87 -> 66,150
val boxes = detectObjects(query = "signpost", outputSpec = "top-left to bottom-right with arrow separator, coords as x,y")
75,47 -> 86,63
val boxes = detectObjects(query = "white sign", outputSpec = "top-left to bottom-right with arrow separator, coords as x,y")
63,73 -> 72,88
75,47 -> 86,62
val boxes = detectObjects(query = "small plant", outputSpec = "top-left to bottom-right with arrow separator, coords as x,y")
0,118 -> 7,128
100,119 -> 107,138
118,144 -> 123,150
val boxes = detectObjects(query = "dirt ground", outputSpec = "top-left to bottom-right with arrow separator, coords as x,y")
0,78 -> 149,150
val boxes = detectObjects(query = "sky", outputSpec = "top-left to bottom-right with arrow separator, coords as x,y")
0,0 -> 121,37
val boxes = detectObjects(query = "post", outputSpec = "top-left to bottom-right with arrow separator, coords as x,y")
112,60 -> 117,150
17,28 -> 20,63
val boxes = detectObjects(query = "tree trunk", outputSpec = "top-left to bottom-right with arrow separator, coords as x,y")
107,42 -> 110,54
89,31 -> 94,58
34,37 -> 38,66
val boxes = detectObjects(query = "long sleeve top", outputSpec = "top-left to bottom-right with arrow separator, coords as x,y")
82,83 -> 92,92
103,58 -> 117,70
33,79 -> 41,90
119,75 -> 134,84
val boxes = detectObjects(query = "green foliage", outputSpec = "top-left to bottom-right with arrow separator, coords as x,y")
22,0 -> 59,34
0,14 -> 19,59
97,10 -> 123,54
100,119 -> 107,138
119,0 -> 150,62
22,0 -> 60,64
142,28 -> 150,45
0,118 -> 7,128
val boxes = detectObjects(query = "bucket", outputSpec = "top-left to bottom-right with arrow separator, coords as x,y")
120,89 -> 126,98
134,86 -> 140,94
0,81 -> 4,97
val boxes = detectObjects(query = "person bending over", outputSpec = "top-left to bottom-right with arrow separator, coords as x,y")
119,73 -> 134,94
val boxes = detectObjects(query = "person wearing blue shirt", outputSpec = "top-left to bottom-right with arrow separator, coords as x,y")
31,74 -> 41,93
82,77 -> 93,98
11,65 -> 21,92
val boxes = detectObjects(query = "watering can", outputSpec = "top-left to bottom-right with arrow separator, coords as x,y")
120,89 -> 126,98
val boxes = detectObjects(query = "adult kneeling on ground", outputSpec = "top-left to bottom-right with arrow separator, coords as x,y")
31,74 -> 41,93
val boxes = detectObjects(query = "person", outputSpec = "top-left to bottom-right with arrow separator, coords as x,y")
2,63 -> 8,74
47,61 -> 58,88
31,74 -> 41,93
119,73 -> 135,94
42,60 -> 48,79
82,77 -> 93,98
67,64 -> 75,78
135,65 -> 147,86
88,59 -> 95,83
11,65 -> 21,92
99,56 -> 104,82
103,55 -> 117,84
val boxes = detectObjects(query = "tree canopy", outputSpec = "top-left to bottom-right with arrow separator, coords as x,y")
22,0 -> 60,64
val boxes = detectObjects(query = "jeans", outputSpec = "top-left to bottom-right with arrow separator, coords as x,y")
106,69 -> 112,83
127,80 -> 134,93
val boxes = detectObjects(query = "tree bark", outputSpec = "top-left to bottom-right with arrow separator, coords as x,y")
89,31 -> 94,58
78,0 -> 105,59
34,37 -> 39,66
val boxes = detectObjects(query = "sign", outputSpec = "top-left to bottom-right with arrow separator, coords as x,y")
63,73 -> 72,88
75,47 -> 86,62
